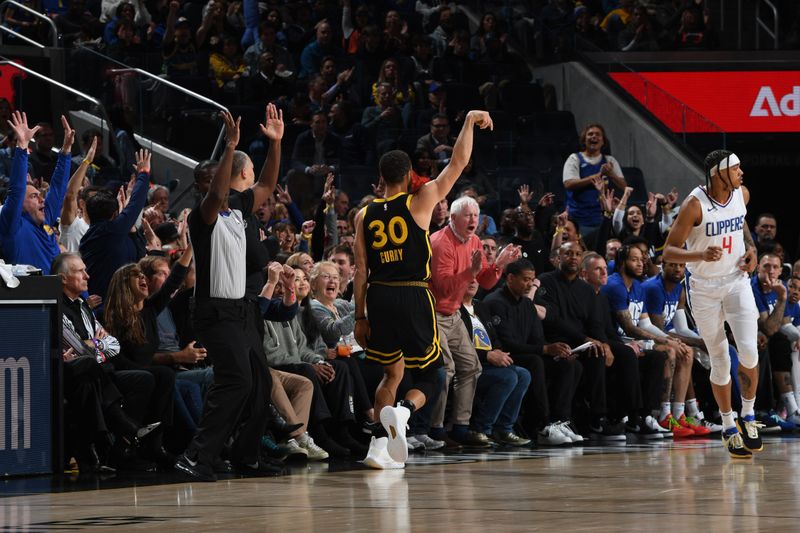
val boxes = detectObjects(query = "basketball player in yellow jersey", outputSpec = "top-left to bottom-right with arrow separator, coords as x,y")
354,110 -> 493,469
663,150 -> 760,459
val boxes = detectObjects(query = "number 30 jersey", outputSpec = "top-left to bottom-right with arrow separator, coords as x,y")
362,192 -> 432,283
685,185 -> 747,279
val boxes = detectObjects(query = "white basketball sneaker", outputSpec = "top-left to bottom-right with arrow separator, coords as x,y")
380,404 -> 411,463
363,437 -> 405,470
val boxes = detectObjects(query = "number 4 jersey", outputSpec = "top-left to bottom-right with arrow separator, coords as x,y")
362,192 -> 432,283
685,185 -> 746,279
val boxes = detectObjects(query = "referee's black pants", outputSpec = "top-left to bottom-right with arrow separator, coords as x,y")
189,298 -> 271,466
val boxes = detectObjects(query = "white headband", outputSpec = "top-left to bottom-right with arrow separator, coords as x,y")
710,153 -> 740,177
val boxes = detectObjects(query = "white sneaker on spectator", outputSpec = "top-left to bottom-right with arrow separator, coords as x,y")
413,434 -> 445,450
363,437 -> 405,470
645,415 -> 673,438
296,432 -> 329,461
696,411 -> 723,434
558,421 -> 584,443
406,436 -> 425,452
380,404 -> 411,463
788,412 -> 800,426
538,422 -> 572,446
281,438 -> 309,460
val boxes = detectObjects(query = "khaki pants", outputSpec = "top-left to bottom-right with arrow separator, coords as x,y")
270,368 -> 313,439
431,312 -> 482,427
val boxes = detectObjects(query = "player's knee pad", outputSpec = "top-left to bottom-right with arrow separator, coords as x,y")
737,348 -> 758,370
409,364 -> 441,400
709,352 -> 731,386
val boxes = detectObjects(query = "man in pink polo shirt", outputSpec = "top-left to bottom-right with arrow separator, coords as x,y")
429,195 -> 520,445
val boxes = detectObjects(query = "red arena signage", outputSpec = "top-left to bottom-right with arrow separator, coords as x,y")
610,71 -> 800,133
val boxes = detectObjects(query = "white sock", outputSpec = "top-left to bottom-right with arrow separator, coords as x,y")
741,397 -> 755,418
721,410 -> 736,431
685,398 -> 699,417
783,392 -> 799,415
659,402 -> 671,421
672,402 -> 685,419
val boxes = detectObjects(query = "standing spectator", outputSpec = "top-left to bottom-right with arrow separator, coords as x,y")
562,124 -> 625,247
287,111 -> 341,211
243,21 -> 294,75
371,58 -> 415,107
510,206 -> 549,275
59,137 -> 97,253
0,113 -> 73,272
80,149 -> 150,301
428,195 -> 520,445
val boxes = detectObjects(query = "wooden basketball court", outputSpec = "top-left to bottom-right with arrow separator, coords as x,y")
2,436 -> 798,531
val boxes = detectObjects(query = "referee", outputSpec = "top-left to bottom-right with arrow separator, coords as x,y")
175,111 -> 278,481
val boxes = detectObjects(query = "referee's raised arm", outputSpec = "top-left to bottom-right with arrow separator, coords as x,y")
199,111 -> 241,225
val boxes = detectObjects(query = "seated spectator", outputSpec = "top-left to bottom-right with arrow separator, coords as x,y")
471,12 -> 507,55
341,1 -> 370,54
101,0 -> 151,26
416,113 -> 455,172
362,82 -> 404,156
308,261 -> 373,420
54,252 -> 163,472
429,5 -> 456,56
575,4 -> 608,50
509,206 -> 549,275
0,113 -> 73,272
161,16 -> 198,79
383,9 -> 410,54
103,233 -> 195,458
752,253 -> 800,426
300,20 -> 342,79
617,4 -> 659,51
264,265 -> 367,457
416,82 -> 453,129
287,111 -> 341,211
55,0 -> 102,47
241,51 -> 294,106
673,6 -> 714,50
80,149 -> 150,301
612,187 -> 670,249
432,29 -> 473,83
371,58 -> 415,107
484,259 -> 580,445
605,237 -> 622,263
429,198 -> 448,233
209,34 -> 246,92
475,31 -> 531,85
410,34 -> 436,82
753,213 -> 778,247
460,280 -> 531,445
562,123 -> 626,246
243,21 -> 295,76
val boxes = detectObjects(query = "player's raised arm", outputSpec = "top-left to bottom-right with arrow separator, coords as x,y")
410,110 -> 492,222
663,195 -> 721,264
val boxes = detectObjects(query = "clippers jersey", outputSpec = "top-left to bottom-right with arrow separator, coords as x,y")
686,186 -> 746,279
362,192 -> 431,283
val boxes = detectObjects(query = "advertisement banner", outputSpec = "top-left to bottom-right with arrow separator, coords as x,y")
0,305 -> 52,476
610,71 -> 800,133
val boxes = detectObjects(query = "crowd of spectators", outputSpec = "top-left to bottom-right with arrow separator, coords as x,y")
2,99 -> 799,478
2,0 -> 800,478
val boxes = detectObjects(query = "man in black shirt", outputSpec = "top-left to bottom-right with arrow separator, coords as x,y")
510,207 -> 548,275
537,242 -> 628,439
483,259 -> 581,445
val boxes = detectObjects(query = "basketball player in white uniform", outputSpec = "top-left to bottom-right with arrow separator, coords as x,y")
663,150 -> 761,459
